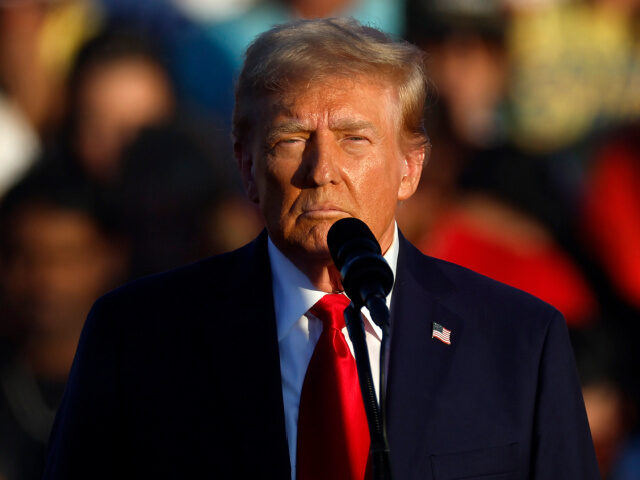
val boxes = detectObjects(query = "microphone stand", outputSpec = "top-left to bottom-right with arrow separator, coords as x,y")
344,298 -> 393,480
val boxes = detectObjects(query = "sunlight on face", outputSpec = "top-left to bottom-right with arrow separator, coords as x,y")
244,75 -> 421,263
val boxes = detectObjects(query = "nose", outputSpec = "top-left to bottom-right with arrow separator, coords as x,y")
302,131 -> 341,187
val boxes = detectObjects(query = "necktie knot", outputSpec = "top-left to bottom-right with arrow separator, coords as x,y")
309,294 -> 350,331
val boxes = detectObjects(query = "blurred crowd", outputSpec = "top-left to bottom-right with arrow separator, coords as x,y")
0,0 -> 639,478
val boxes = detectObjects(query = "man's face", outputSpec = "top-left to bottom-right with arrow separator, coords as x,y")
238,75 -> 423,263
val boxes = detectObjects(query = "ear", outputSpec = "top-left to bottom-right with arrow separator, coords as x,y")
397,141 -> 429,201
234,141 -> 259,204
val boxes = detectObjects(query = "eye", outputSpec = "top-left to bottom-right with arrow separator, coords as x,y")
268,136 -> 308,156
341,134 -> 370,149
277,137 -> 308,149
268,137 -> 302,149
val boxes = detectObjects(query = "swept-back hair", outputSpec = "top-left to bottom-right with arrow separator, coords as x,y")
233,17 -> 430,150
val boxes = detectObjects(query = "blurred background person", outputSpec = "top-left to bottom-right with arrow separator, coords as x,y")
401,0 -> 510,244
117,121 -> 262,279
59,27 -> 176,186
48,23 -> 261,277
572,324 -> 640,479
0,166 -> 127,480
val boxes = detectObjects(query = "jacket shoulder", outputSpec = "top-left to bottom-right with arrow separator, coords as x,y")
399,238 -> 562,329
88,234 -> 268,334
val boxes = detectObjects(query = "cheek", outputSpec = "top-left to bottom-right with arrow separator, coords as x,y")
357,153 -> 404,198
256,159 -> 296,217
350,158 -> 402,222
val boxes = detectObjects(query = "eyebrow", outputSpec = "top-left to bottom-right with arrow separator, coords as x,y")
266,121 -> 310,144
329,119 -> 379,135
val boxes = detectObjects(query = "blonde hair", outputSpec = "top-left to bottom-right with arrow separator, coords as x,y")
233,17 -> 429,150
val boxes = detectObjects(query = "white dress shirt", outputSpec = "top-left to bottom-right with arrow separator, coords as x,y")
268,225 -> 399,479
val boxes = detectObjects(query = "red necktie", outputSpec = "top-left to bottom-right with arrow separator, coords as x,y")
296,294 -> 370,480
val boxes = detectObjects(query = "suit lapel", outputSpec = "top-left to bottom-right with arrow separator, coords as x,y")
386,235 -> 463,479
202,232 -> 291,478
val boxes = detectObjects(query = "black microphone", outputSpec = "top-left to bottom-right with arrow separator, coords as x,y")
327,218 -> 394,322
329,217 -> 394,480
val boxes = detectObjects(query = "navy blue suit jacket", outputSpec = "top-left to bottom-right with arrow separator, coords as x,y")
44,231 -> 599,479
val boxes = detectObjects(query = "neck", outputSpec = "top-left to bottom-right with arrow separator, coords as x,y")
296,258 -> 344,293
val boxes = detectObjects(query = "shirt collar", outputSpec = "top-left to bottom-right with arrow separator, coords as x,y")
269,223 -> 400,342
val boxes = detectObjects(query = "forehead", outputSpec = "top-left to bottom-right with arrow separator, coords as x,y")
258,75 -> 400,131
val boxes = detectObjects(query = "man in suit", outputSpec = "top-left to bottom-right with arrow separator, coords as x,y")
44,18 -> 599,479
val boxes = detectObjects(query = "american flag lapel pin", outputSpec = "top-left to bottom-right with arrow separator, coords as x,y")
432,322 -> 451,345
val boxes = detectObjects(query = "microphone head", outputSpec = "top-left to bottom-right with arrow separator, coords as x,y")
327,217 -> 380,271
327,217 -> 393,306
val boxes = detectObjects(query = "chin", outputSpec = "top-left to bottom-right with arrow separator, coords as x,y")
301,242 -> 332,260
280,226 -> 332,261
294,235 -> 331,260
305,221 -> 334,247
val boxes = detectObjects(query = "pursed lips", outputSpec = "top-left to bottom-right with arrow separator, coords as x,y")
299,204 -> 349,219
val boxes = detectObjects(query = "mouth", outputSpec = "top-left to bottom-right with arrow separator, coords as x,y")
300,205 -> 349,220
